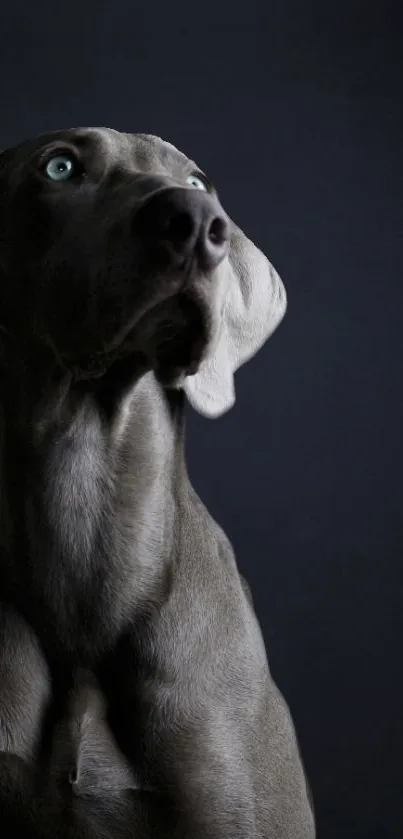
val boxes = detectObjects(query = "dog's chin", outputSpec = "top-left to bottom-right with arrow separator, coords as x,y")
141,291 -> 212,388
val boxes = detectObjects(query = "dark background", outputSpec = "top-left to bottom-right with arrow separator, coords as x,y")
1,1 -> 402,836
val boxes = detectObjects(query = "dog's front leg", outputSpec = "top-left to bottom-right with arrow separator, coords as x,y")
99,637 -> 259,839
0,604 -> 56,837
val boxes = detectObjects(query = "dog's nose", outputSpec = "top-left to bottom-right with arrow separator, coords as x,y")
134,187 -> 230,271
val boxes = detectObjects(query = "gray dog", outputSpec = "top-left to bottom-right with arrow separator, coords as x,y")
0,127 -> 315,838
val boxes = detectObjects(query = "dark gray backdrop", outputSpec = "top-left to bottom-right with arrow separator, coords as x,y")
1,2 -> 402,837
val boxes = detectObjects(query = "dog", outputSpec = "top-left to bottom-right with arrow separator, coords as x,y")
0,127 -> 315,837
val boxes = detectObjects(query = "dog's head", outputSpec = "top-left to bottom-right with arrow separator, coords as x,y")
0,127 -> 286,417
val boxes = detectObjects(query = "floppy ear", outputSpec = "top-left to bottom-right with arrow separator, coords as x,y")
183,221 -> 287,418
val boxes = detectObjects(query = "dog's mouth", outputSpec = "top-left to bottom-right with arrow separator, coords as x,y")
66,287 -> 211,386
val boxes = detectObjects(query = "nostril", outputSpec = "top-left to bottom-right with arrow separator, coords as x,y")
207,216 -> 229,248
163,211 -> 195,247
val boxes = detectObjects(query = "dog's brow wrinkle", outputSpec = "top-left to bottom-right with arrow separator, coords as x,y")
72,127 -> 127,167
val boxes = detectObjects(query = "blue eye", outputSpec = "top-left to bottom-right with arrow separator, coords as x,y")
45,154 -> 76,181
186,172 -> 209,191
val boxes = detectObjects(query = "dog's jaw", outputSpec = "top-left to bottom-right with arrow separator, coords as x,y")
62,281 -> 214,395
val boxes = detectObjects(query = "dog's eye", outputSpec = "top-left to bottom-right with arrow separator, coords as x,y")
44,154 -> 78,182
186,172 -> 209,192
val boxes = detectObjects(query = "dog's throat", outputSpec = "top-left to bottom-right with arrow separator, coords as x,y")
4,377 -> 179,665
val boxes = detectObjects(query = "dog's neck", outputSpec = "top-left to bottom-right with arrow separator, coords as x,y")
0,345 -> 188,663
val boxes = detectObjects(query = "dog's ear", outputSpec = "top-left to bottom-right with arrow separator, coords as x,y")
183,221 -> 287,418
0,147 -> 12,175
